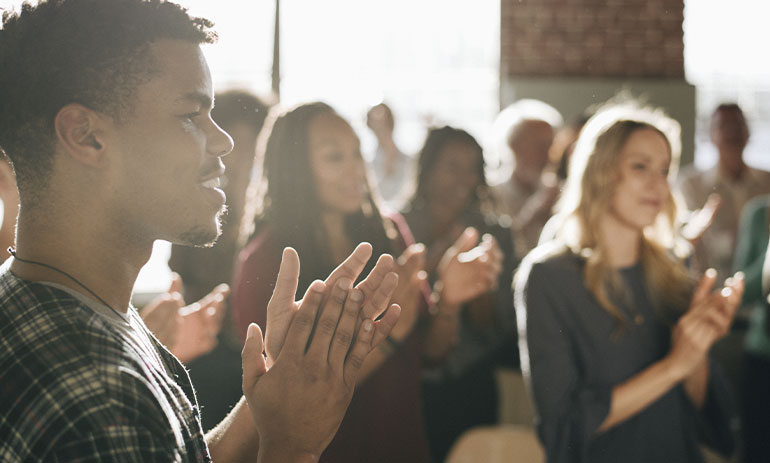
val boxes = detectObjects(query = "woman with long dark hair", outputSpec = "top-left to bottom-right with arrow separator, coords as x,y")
516,104 -> 743,463
402,126 -> 518,461
232,102 -> 500,463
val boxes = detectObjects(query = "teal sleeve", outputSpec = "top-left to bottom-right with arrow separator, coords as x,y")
733,196 -> 770,307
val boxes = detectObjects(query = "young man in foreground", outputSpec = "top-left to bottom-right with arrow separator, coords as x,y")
0,1 -> 400,461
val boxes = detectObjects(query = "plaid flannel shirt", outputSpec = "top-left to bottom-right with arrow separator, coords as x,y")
0,261 -> 211,462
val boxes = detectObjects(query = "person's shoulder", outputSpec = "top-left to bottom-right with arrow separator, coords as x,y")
397,204 -> 421,231
748,166 -> 770,184
513,242 -> 582,315
676,164 -> 711,187
383,208 -> 419,246
748,165 -> 770,175
0,264 -> 91,340
239,226 -> 280,263
382,209 -> 406,228
676,165 -> 716,207
677,162 -> 709,177
520,241 -> 579,275
515,241 -> 582,289
0,266 -> 155,396
0,269 -> 171,456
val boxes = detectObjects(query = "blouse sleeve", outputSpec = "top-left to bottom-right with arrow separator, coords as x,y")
689,359 -> 739,456
516,260 -> 612,463
231,231 -> 281,343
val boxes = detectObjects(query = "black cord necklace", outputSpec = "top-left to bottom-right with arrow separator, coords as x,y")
8,247 -> 127,319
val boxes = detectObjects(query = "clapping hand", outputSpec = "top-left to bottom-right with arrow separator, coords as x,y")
668,269 -> 744,379
240,245 -> 401,462
388,243 -> 427,340
436,227 -> 504,307
260,243 -> 401,367
141,274 -> 228,362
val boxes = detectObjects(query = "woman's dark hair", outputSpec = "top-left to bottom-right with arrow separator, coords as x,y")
408,125 -> 490,217
248,102 -> 394,293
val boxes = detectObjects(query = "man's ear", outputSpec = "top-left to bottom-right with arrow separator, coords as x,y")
54,104 -> 109,167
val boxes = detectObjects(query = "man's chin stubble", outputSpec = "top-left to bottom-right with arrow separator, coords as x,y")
176,205 -> 227,248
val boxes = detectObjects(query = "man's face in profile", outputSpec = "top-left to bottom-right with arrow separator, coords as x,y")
104,39 -> 233,247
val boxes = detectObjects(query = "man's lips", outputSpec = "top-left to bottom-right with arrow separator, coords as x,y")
198,166 -> 226,187
200,177 -> 221,189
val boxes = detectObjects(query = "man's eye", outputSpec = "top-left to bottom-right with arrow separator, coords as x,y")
182,112 -> 201,121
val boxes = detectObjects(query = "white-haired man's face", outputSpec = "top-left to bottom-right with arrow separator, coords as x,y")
509,119 -> 554,185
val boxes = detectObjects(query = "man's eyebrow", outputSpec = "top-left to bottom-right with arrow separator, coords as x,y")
177,91 -> 214,109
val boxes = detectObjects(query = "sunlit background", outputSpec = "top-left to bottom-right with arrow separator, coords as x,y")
1,0 -> 768,295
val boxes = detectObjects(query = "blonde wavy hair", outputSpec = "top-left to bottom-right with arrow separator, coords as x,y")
554,103 -> 693,329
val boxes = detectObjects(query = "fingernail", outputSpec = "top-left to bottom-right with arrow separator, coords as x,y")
705,268 -> 717,278
246,323 -> 258,340
721,287 -> 732,297
362,319 -> 373,332
338,278 -> 352,289
734,271 -> 745,280
350,289 -> 363,302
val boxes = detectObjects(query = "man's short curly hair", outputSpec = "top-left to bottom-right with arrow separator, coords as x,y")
0,0 -> 216,202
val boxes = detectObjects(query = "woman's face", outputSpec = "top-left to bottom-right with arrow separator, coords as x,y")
427,139 -> 482,217
307,112 -> 367,215
607,128 -> 671,231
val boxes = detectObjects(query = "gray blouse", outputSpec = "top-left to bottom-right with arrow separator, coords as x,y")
515,244 -> 737,463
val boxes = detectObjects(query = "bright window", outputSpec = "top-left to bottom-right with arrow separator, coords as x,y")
684,0 -> 770,170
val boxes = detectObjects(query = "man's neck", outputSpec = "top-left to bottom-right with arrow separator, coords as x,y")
511,169 -> 539,193
717,153 -> 747,182
10,208 -> 153,313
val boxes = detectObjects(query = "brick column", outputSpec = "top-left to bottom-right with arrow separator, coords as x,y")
500,0 -> 695,164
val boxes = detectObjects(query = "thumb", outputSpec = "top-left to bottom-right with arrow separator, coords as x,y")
451,227 -> 479,255
168,272 -> 184,296
241,323 -> 268,393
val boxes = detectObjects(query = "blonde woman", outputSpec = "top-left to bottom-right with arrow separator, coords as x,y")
515,104 -> 743,463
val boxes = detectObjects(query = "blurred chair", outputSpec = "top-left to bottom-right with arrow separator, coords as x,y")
496,367 -> 535,426
446,425 -> 544,463
700,446 -> 733,463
